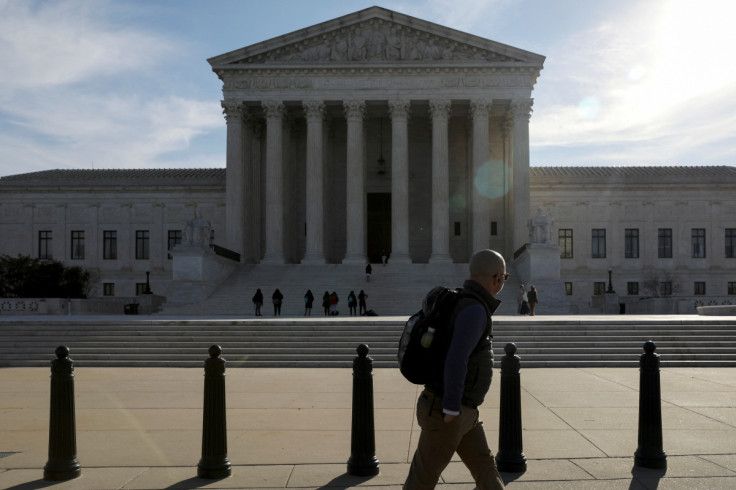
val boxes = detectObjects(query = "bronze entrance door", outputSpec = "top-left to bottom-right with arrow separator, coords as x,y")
366,193 -> 391,264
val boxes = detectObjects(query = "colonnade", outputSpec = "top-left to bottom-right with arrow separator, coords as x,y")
222,98 -> 532,264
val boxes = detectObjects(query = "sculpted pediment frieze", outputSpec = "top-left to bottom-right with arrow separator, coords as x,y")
236,19 -> 523,64
235,19 -> 524,64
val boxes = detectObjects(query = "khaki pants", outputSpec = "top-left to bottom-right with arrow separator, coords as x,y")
404,390 -> 504,489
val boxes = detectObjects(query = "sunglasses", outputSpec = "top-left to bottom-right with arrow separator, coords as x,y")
497,272 -> 510,282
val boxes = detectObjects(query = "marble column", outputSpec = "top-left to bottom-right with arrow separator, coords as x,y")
222,100 -> 245,260
511,99 -> 533,254
243,118 -> 260,264
261,100 -> 285,264
302,100 -> 326,264
429,99 -> 452,263
389,99 -> 411,263
470,100 -> 492,254
343,100 -> 366,264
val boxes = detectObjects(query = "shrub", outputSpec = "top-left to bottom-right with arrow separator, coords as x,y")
0,255 -> 90,298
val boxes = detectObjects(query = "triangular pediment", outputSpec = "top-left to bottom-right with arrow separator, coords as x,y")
209,6 -> 544,68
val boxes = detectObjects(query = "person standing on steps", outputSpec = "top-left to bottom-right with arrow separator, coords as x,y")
528,285 -> 538,316
252,288 -> 263,316
365,262 -> 373,282
518,285 -> 530,316
347,290 -> 357,316
304,289 -> 314,316
358,289 -> 368,315
404,249 -> 508,489
322,291 -> 330,316
329,291 -> 339,315
272,288 -> 283,316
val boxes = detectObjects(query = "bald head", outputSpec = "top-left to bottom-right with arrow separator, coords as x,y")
469,249 -> 505,279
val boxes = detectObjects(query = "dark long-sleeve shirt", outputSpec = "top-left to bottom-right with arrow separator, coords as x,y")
442,303 -> 487,414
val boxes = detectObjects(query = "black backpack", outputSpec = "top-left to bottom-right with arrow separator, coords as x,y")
397,286 -> 469,384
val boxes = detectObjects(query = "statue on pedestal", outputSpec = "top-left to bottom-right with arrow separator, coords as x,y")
528,208 -> 553,245
182,209 -> 212,249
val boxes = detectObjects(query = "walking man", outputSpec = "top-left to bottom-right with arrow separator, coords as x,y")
404,249 -> 507,489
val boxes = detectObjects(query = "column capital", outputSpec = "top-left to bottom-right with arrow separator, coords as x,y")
388,99 -> 411,120
469,100 -> 492,119
303,100 -> 326,121
221,100 -> 244,123
262,100 -> 285,121
343,100 -> 366,121
428,99 -> 452,121
510,99 -> 534,121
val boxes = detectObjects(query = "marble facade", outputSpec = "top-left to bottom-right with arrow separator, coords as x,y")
209,6 -> 545,264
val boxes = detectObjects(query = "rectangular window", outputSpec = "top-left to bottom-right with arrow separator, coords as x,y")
627,282 -> 639,295
593,282 -> 606,295
135,230 -> 150,260
103,231 -> 117,260
38,231 -> 52,259
726,229 -> 736,258
168,230 -> 182,259
692,229 -> 706,258
592,229 -> 606,258
559,229 -> 573,258
454,221 -> 461,236
71,230 -> 85,260
625,229 -> 639,258
660,281 -> 672,296
658,228 -> 673,258
490,221 -> 497,236
136,283 -> 147,295
103,283 -> 115,296
729,282 -> 736,295
565,282 -> 573,295
694,281 -> 706,295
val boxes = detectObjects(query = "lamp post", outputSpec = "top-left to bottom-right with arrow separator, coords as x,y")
607,268 -> 615,294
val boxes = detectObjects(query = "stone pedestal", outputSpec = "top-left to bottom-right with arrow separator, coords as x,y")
168,245 -> 238,304
512,243 -> 570,314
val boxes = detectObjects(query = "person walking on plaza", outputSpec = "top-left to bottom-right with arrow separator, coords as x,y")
322,291 -> 330,316
365,263 -> 372,282
528,284 -> 538,316
404,249 -> 507,490
272,288 -> 283,316
304,289 -> 314,316
347,290 -> 357,316
358,289 -> 368,315
252,288 -> 263,316
518,285 -> 530,315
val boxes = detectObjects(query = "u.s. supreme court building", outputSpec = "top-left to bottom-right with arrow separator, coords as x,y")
1,7 -> 735,315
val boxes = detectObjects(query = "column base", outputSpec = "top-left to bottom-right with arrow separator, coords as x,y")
260,254 -> 286,265
342,255 -> 366,265
429,253 -> 452,264
389,253 -> 412,264
301,255 -> 326,265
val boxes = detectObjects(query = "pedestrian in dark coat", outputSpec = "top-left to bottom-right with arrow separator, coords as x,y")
304,289 -> 314,316
272,288 -> 284,316
358,290 -> 368,315
252,288 -> 263,316
347,290 -> 357,316
322,291 -> 330,316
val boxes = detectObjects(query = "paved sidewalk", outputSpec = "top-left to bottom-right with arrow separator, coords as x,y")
1,361 -> 736,489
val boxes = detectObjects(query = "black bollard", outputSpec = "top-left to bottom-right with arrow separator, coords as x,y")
495,343 -> 526,473
634,340 -> 667,469
44,346 -> 81,481
347,344 -> 380,476
197,345 -> 232,479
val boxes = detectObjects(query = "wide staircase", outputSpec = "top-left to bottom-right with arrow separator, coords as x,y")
159,263 -> 528,317
2,317 -> 736,368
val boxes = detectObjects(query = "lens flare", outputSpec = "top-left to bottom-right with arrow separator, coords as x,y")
577,96 -> 601,120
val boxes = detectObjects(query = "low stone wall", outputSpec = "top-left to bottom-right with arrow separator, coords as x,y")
0,295 -> 166,315
697,305 -> 736,316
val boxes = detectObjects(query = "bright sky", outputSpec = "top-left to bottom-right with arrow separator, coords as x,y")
1,0 -> 735,177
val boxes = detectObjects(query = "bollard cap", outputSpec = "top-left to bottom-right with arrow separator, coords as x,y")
55,345 -> 70,359
208,345 -> 222,358
643,340 -> 656,354
504,343 -> 517,356
357,344 -> 369,357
